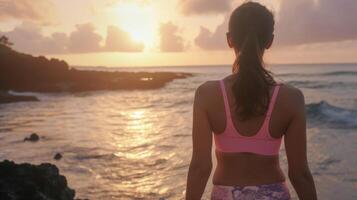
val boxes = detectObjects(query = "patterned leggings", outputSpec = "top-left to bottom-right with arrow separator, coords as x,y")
211,182 -> 291,200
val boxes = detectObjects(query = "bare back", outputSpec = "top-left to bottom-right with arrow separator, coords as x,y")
199,75 -> 302,186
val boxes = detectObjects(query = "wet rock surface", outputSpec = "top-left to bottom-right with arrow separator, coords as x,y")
54,153 -> 63,160
0,91 -> 39,104
24,133 -> 40,142
0,160 -> 76,200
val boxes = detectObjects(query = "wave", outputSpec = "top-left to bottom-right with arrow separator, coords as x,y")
278,71 -> 357,77
287,80 -> 357,89
323,71 -> 357,76
306,101 -> 357,129
73,152 -> 117,161
8,90 -> 41,97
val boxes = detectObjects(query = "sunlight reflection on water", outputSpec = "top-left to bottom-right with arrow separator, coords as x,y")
0,65 -> 357,199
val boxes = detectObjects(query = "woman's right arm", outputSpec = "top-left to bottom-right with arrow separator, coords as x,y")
284,88 -> 317,200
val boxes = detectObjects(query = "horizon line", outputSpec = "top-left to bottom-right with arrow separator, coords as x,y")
72,62 -> 357,69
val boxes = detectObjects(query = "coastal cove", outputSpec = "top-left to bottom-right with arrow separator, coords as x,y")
0,0 -> 356,198
1,62 -> 356,199
0,44 -> 193,199
0,44 -> 191,104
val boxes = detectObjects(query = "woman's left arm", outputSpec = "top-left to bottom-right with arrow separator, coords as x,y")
185,84 -> 213,200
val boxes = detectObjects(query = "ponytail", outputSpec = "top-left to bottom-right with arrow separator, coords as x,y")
231,27 -> 275,121
229,2 -> 275,120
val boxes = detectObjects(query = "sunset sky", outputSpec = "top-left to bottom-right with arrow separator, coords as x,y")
1,0 -> 357,67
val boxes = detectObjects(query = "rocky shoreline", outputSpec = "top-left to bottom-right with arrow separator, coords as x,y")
0,44 -> 191,104
0,160 -> 79,200
0,91 -> 39,104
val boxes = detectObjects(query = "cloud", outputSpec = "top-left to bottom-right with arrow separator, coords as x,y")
194,17 -> 229,50
104,26 -> 144,52
194,0 -> 357,50
276,0 -> 357,46
0,0 -> 55,23
1,23 -> 145,54
0,22 -> 67,54
160,22 -> 185,52
267,39 -> 357,64
179,0 -> 232,15
68,23 -> 103,53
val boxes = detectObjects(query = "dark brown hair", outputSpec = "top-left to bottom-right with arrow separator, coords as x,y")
229,2 -> 276,120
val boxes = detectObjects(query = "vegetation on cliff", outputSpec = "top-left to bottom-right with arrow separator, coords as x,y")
0,37 -> 190,93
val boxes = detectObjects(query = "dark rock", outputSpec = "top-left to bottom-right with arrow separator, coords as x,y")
0,44 -> 192,93
0,91 -> 39,104
0,160 -> 76,200
54,153 -> 63,160
24,133 -> 40,142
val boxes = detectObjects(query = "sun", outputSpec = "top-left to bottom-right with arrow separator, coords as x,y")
113,3 -> 157,50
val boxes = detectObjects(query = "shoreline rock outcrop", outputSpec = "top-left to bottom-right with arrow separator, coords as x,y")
0,91 -> 39,104
0,160 -> 76,200
54,153 -> 63,160
0,44 -> 191,94
24,133 -> 40,142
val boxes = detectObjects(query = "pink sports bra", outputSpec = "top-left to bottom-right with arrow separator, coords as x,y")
213,79 -> 282,156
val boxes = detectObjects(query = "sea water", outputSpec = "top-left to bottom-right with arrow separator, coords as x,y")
0,64 -> 356,199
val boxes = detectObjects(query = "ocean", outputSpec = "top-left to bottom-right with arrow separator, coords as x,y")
0,64 -> 356,199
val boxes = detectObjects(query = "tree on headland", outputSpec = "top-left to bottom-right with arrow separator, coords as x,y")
0,35 -> 13,47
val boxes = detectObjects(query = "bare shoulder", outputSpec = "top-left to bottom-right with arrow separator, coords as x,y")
278,84 -> 305,114
195,80 -> 219,96
194,80 -> 220,107
279,84 -> 304,100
